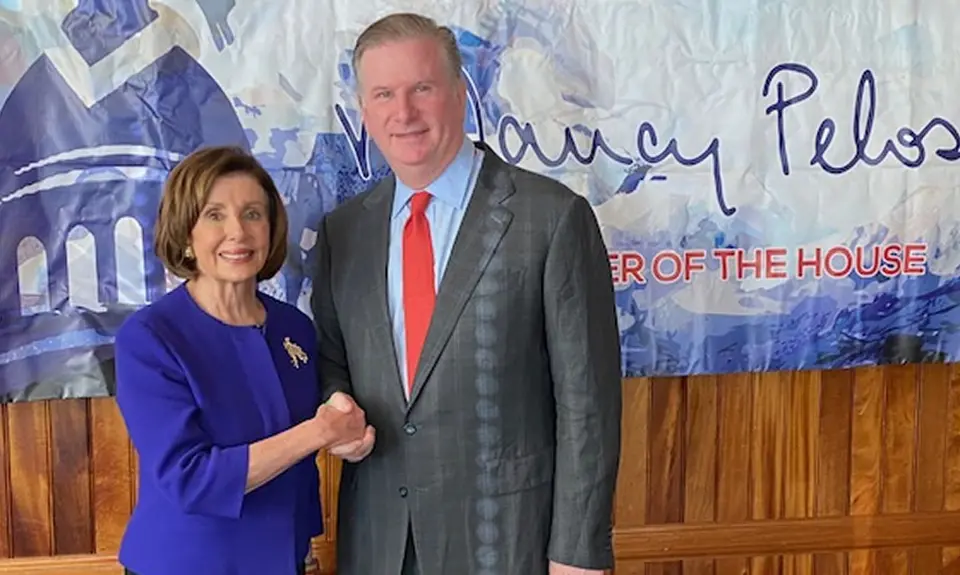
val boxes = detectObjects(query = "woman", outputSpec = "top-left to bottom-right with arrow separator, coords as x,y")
114,146 -> 367,575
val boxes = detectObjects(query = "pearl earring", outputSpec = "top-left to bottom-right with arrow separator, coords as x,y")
184,246 -> 194,259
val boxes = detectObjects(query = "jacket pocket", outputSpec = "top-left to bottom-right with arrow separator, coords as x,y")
486,448 -> 554,495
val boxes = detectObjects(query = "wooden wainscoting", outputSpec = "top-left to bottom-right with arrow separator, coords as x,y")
613,363 -> 960,574
0,397 -> 341,574
0,364 -> 959,573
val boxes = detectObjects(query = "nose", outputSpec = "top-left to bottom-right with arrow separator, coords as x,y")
395,93 -> 417,123
223,213 -> 249,239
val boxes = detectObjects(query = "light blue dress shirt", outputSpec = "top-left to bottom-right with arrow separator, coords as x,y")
388,137 -> 483,394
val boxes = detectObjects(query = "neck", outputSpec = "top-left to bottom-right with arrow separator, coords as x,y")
187,276 -> 264,326
394,137 -> 464,190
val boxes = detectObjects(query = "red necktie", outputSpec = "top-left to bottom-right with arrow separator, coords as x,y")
402,191 -> 435,396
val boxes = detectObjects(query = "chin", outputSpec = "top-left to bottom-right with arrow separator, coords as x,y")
392,142 -> 435,162
213,267 -> 261,284
217,275 -> 259,286
395,152 -> 433,169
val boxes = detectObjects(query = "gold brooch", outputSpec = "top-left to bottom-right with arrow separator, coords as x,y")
283,337 -> 309,369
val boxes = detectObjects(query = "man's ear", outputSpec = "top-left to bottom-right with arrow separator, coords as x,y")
357,98 -> 367,126
354,87 -> 365,115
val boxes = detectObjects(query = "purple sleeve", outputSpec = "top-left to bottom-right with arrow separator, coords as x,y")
114,317 -> 249,518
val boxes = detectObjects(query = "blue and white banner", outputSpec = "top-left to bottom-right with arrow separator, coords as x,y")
1,0 -> 957,400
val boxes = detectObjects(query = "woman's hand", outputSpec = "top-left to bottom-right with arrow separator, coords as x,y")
324,392 -> 377,462
309,393 -> 367,450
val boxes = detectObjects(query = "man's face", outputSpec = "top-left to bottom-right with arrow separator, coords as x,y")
357,36 -> 467,183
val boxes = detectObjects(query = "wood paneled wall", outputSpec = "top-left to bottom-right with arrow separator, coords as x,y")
614,364 -> 960,574
1,364 -> 959,573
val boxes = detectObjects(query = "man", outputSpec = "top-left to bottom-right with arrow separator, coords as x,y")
312,11 -> 622,575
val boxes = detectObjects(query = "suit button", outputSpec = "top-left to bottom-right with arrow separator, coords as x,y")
403,423 -> 417,435
399,486 -> 408,498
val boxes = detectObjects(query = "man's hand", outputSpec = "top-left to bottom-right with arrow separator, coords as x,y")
329,425 -> 376,462
549,561 -> 606,575
326,392 -> 376,462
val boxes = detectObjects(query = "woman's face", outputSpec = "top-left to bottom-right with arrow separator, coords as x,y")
188,173 -> 271,285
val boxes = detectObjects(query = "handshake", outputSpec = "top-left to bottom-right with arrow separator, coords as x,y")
311,392 -> 376,462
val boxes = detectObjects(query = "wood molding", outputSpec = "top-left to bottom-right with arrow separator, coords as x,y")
4,512 -> 960,573
0,543 -> 340,575
0,554 -> 120,574
311,538 -> 336,574
615,511 -> 960,561
0,550 -> 335,575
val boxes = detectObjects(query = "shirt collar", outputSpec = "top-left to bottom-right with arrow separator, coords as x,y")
392,137 -> 477,218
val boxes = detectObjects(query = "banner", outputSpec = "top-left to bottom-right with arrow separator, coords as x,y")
1,0 -> 957,401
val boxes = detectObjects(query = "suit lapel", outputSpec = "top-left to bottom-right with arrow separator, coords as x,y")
407,147 -> 515,410
360,176 -> 407,406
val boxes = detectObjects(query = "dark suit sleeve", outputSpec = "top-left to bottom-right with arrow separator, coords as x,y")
114,318 -> 248,518
311,213 -> 353,401
542,193 -> 622,569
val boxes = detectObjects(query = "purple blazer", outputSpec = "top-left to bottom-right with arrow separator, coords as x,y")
114,283 -> 323,575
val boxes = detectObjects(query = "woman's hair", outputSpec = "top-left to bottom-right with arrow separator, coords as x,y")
153,145 -> 288,281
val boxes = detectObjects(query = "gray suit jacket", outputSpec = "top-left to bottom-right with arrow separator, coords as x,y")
311,141 -> 622,574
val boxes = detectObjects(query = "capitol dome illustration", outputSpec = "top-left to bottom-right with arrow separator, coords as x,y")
0,0 -> 248,397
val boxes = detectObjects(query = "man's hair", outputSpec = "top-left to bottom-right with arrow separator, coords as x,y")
154,145 -> 288,281
352,12 -> 463,83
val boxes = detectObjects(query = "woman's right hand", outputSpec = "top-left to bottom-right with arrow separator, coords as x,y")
310,398 -> 367,451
